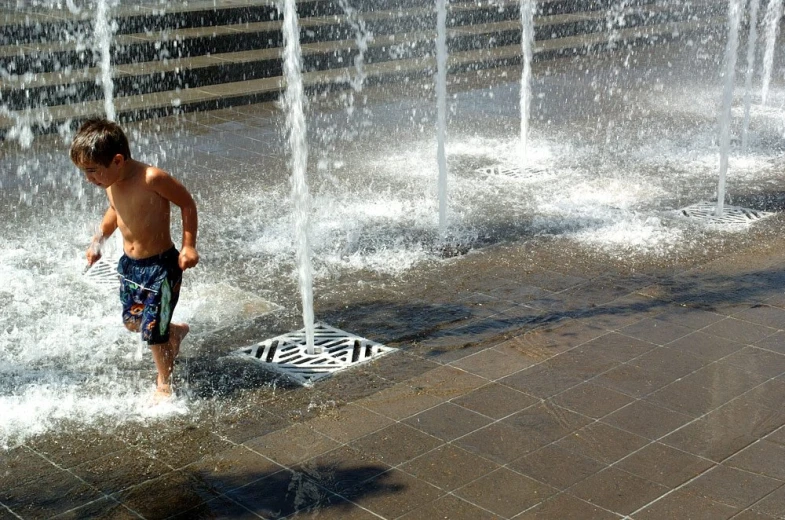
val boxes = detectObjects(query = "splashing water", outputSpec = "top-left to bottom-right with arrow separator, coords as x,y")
436,0 -> 449,236
94,0 -> 116,121
760,0 -> 782,105
717,0 -> 744,216
519,0 -> 535,168
282,0 -> 316,354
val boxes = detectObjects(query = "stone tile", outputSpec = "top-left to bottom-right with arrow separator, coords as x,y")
25,427 -> 126,469
283,498 -> 381,519
703,318 -> 778,345
451,346 -> 538,380
662,399 -> 785,462
733,305 -> 785,329
567,467 -> 669,516
308,404 -> 395,444
730,510 -> 780,520
343,469 -> 443,519
211,408 -> 291,444
294,446 -> 390,494
720,347 -> 785,379
166,496 -> 260,520
516,492 -> 621,519
555,422 -> 649,465
0,446 -> 59,491
488,283 -> 550,304
508,444 -> 605,490
71,446 -> 172,495
631,489 -> 740,520
406,365 -> 488,400
455,422 -> 543,464
451,382 -> 539,419
399,494 -> 504,520
755,330 -> 785,355
577,332 -> 658,362
244,422 -> 341,467
593,363 -> 678,398
120,422 -> 234,470
185,445 -> 283,494
726,440 -> 785,480
500,362 -> 586,398
226,469 -> 335,519
454,467 -> 557,518
47,496 -> 140,519
603,399 -> 693,439
357,382 -> 445,420
403,402 -> 492,441
750,485 -> 785,518
746,379 -> 785,411
502,402 -> 593,451
620,318 -> 695,345
653,306 -> 725,330
114,470 -> 219,519
646,377 -> 736,417
628,346 -> 707,379
0,468 -> 104,519
682,465 -> 782,509
349,423 -> 442,467
400,444 -> 499,492
615,442 -> 714,488
666,331 -> 745,362
363,351 -> 441,384
550,382 -> 635,419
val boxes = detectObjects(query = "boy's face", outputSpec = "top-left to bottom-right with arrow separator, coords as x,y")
79,154 -> 124,188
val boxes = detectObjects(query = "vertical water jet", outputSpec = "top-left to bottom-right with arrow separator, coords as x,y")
519,0 -> 535,168
94,0 -> 116,121
717,0 -> 744,217
282,0 -> 317,354
436,0 -> 448,237
761,0 -> 782,104
742,0 -> 761,151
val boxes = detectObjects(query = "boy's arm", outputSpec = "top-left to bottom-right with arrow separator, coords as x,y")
87,206 -> 117,266
148,170 -> 199,270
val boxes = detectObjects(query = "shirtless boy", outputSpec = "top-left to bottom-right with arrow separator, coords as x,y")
70,118 -> 199,401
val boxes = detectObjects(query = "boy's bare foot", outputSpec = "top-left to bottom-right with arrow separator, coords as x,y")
153,383 -> 173,404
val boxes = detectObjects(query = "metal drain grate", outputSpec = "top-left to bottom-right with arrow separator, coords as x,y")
677,202 -> 775,225
235,323 -> 397,385
476,164 -> 551,181
83,256 -> 121,289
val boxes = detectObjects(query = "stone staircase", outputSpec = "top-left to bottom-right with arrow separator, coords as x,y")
0,0 -> 726,138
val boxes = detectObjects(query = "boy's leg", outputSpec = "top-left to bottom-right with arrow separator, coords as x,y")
150,323 -> 189,396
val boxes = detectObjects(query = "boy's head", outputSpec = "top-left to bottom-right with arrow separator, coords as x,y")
70,119 -> 131,187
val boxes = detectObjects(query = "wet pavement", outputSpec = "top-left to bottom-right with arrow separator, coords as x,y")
6,39 -> 785,519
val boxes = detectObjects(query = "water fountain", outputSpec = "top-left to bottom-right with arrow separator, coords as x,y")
3,0 -> 785,451
761,0 -> 782,104
742,0 -> 761,151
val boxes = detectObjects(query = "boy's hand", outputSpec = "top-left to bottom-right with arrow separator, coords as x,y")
86,242 -> 102,266
179,246 -> 199,270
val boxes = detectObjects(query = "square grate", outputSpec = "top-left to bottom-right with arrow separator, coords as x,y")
476,164 -> 552,181
83,256 -> 121,289
677,202 -> 775,225
234,323 -> 397,385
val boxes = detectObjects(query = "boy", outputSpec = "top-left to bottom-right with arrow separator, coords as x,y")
71,118 -> 199,402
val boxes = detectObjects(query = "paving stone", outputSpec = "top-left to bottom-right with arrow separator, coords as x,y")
615,442 -> 714,488
399,444 -> 499,492
575,331 -> 658,362
454,467 -> 557,518
631,489 -> 740,520
342,469 -> 443,519
399,494 -> 504,519
71,446 -> 173,495
720,347 -> 785,379
681,465 -> 783,510
294,446 -> 390,495
602,399 -> 693,439
185,445 -> 283,494
567,467 -> 669,516
508,444 -> 605,490
0,468 -> 104,519
455,421 -> 544,464
501,402 -> 592,451
244,422 -> 341,467
726,440 -> 785,480
308,404 -> 395,444
47,497 -> 141,519
113,470 -> 219,519
516,492 -> 620,519
451,382 -> 539,419
451,345 -> 538,380
550,382 -> 635,419
555,422 -> 649,465
403,402 -> 492,441
750,486 -> 785,518
356,382 -> 446,420
665,331 -> 745,362
349,423 -> 443,467
620,318 -> 695,345
702,318 -> 778,346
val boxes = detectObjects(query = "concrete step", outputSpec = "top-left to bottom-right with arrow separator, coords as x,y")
0,0 -> 717,110
0,15 -> 724,139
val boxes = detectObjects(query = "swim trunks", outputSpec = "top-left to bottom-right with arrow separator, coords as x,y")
117,246 -> 182,345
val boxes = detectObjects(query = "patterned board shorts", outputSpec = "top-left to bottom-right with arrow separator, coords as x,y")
117,246 -> 183,345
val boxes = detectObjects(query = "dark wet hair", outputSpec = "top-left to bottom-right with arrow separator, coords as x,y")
69,118 -> 131,168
